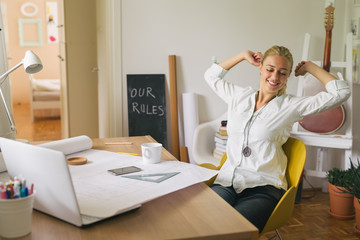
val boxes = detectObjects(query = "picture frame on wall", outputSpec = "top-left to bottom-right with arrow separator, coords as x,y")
18,18 -> 43,46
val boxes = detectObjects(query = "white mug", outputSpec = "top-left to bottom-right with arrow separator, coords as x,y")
141,143 -> 162,164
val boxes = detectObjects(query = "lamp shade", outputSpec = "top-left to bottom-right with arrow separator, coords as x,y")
23,50 -> 43,74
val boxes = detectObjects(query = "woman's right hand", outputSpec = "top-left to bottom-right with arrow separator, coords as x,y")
244,50 -> 262,67
219,50 -> 262,70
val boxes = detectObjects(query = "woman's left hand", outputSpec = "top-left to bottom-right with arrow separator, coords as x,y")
294,61 -> 308,77
295,61 -> 338,86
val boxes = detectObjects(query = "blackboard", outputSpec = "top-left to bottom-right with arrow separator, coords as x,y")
127,74 -> 167,148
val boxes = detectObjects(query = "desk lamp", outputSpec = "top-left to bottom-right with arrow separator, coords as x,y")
0,50 -> 43,139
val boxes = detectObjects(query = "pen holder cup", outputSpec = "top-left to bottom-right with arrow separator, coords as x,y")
0,191 -> 36,238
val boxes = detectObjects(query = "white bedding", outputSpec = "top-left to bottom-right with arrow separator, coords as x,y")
32,79 -> 60,91
33,91 -> 60,101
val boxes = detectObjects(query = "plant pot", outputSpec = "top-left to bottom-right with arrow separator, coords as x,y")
354,197 -> 360,234
328,182 -> 355,219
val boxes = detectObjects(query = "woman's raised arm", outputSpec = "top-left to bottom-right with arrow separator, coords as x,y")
219,50 -> 262,70
294,61 -> 337,85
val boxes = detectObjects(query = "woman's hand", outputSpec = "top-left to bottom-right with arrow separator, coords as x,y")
295,61 -> 337,85
294,61 -> 309,77
244,50 -> 262,67
219,50 -> 262,70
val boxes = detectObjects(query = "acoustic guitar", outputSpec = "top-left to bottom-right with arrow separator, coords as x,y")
299,5 -> 345,134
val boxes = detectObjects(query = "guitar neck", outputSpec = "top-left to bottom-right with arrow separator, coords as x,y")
323,5 -> 334,72
323,31 -> 332,72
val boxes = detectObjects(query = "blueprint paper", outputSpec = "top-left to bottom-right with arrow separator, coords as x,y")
36,136 -> 218,218
68,149 -> 218,217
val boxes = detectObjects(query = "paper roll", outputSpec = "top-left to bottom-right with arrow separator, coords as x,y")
39,135 -> 93,155
182,93 -> 199,164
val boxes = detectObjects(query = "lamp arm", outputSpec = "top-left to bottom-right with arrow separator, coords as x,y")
0,86 -> 16,131
0,61 -> 23,134
0,61 -> 24,85
0,52 -> 42,139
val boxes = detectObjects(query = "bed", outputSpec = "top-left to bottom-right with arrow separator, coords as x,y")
29,75 -> 61,121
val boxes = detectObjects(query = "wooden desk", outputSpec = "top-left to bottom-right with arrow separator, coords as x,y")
18,136 -> 258,240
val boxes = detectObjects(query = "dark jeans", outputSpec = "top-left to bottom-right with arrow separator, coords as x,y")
211,184 -> 285,232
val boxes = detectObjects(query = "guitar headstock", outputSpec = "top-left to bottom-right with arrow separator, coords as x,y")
324,5 -> 335,32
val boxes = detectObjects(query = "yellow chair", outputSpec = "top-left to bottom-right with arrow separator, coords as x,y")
199,137 -> 306,240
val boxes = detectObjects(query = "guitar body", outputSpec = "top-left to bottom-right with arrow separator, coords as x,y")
299,5 -> 345,134
299,107 -> 345,134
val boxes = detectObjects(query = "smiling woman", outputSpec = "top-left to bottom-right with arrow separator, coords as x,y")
203,45 -> 351,232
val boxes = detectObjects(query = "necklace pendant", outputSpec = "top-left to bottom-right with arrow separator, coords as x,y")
242,146 -> 251,157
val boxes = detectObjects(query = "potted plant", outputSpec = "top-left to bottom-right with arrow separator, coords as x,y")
326,167 -> 355,219
343,160 -> 360,233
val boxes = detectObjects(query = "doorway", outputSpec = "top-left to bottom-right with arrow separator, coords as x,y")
1,0 -> 62,142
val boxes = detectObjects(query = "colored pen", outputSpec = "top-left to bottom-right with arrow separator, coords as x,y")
0,189 -> 6,199
30,184 -> 34,195
14,181 -> 21,198
20,187 -> 28,197
117,152 -> 139,156
6,189 -> 11,199
8,184 -> 14,198
20,177 -> 26,190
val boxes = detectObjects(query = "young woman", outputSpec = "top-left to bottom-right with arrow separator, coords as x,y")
204,46 -> 351,231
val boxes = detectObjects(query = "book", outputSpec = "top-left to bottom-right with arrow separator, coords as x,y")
213,120 -> 228,160
215,132 -> 228,140
214,135 -> 227,145
215,142 -> 227,152
213,147 -> 225,160
219,126 -> 228,136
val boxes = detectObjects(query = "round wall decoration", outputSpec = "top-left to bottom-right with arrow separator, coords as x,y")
20,2 -> 39,17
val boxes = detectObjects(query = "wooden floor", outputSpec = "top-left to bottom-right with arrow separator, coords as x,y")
11,103 -> 360,239
12,103 -> 62,142
260,189 -> 359,240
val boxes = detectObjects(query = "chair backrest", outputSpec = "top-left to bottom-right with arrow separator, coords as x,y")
260,137 -> 306,235
283,137 -> 306,188
200,137 -> 306,188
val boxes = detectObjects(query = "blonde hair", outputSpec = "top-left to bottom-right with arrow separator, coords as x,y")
261,46 -> 293,96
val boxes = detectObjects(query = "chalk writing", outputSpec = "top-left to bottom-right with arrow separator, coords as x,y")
131,102 -> 165,116
130,87 -> 156,99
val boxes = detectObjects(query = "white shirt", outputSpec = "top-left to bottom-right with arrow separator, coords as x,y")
204,63 -> 351,193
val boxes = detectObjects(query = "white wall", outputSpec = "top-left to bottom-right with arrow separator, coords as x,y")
121,0 -> 350,145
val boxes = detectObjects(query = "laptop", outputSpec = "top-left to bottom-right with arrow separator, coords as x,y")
0,137 -> 140,227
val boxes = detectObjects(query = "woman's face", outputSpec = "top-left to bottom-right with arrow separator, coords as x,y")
259,55 -> 290,96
